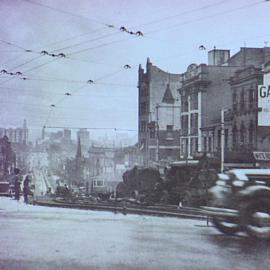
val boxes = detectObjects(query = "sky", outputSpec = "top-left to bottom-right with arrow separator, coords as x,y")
0,0 -> 270,142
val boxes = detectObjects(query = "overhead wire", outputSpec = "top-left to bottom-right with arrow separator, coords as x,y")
144,0 -> 266,36
0,0 -> 233,69
43,65 -> 134,126
22,0 -> 111,27
2,0 -> 268,133
134,0 -> 228,29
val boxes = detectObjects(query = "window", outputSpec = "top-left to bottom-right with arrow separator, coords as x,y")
249,89 -> 255,109
232,90 -> 237,112
166,149 -> 173,161
190,113 -> 198,135
240,123 -> 246,145
190,92 -> 198,110
240,88 -> 245,111
149,149 -> 156,161
166,125 -> 173,139
208,137 -> 212,152
217,130 -> 221,149
190,138 -> 198,155
181,115 -> 188,135
203,137 -> 207,152
232,126 -> 238,148
225,129 -> 229,149
248,121 -> 254,146
140,121 -> 146,132
181,93 -> 188,112
93,180 -> 104,187
150,127 -> 156,138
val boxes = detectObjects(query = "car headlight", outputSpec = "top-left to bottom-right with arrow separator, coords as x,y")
232,180 -> 245,187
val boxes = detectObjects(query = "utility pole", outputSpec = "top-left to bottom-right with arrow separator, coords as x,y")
156,105 -> 159,162
221,109 -> 225,172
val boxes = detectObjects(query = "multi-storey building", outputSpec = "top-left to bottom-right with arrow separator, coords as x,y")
138,58 -> 181,165
230,66 -> 263,152
138,47 -> 270,166
201,47 -> 270,166
179,50 -> 240,158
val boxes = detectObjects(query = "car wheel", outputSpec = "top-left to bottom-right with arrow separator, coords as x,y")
212,216 -> 242,235
241,199 -> 270,240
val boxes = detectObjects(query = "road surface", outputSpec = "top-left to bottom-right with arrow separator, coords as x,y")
0,197 -> 269,270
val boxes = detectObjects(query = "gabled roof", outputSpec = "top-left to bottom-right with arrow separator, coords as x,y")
162,84 -> 174,104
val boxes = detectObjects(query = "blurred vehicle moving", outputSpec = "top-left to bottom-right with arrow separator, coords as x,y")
203,169 -> 270,239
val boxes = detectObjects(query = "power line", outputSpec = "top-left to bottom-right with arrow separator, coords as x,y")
0,38 -> 31,51
22,0 -> 111,27
42,66 -> 133,126
51,31 -> 120,53
42,27 -> 109,52
0,57 -> 60,86
68,35 -> 137,56
133,0 -> 228,29
145,0 -> 265,36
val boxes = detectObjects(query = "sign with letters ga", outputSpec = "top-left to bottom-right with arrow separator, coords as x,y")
258,85 -> 270,126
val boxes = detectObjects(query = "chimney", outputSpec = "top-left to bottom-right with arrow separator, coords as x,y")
208,48 -> 230,66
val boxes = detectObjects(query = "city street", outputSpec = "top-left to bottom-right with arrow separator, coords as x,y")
0,197 -> 269,270
1,1 -> 270,270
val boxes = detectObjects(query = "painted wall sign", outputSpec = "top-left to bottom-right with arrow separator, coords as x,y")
258,85 -> 270,126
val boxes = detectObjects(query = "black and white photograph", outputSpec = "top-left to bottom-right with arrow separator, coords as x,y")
1,0 -> 270,269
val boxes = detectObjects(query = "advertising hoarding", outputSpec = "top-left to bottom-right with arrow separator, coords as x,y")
258,85 -> 270,126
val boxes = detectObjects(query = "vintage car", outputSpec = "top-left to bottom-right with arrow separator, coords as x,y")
203,169 -> 270,239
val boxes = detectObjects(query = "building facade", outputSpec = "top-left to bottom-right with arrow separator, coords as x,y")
179,50 -> 240,159
138,58 -> 181,165
202,47 -> 270,166
230,66 -> 263,152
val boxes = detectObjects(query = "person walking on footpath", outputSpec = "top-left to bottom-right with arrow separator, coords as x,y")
23,175 -> 31,204
14,168 -> 21,201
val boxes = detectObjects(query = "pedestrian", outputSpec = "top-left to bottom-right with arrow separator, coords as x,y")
23,175 -> 31,204
14,168 -> 21,201
178,200 -> 183,209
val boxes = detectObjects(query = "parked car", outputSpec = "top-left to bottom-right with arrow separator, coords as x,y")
203,169 -> 270,239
